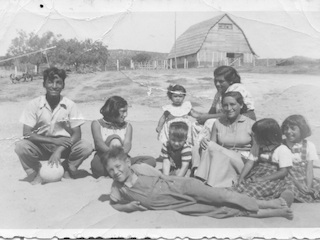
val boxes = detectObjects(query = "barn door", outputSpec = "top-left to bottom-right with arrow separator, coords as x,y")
227,53 -> 244,66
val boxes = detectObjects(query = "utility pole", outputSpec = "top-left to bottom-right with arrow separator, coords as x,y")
174,12 -> 177,69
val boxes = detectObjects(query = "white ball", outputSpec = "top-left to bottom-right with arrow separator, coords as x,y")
109,138 -> 122,148
39,163 -> 65,183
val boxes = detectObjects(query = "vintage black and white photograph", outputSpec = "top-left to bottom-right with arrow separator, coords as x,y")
0,0 -> 320,238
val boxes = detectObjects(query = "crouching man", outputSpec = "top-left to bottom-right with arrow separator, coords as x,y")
15,67 -> 93,184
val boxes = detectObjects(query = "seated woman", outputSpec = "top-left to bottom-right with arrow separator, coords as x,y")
90,96 -> 156,178
193,91 -> 255,187
192,66 -> 255,145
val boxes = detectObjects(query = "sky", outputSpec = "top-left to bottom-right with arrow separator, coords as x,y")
0,0 -> 320,58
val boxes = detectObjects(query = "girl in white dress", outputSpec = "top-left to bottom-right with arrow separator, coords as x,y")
156,84 -> 200,145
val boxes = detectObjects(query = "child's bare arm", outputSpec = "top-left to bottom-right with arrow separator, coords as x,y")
306,161 -> 314,189
162,159 -> 171,176
196,112 -> 224,125
123,123 -> 133,154
91,120 -> 110,153
110,201 -> 147,212
238,160 -> 254,184
156,113 -> 167,133
189,109 -> 201,118
254,167 -> 289,182
175,162 -> 190,177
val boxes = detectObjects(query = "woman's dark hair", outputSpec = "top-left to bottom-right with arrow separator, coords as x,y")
222,91 -> 248,114
252,118 -> 282,146
168,121 -> 189,140
167,84 -> 186,100
214,66 -> 241,84
281,114 -> 311,140
43,67 -> 67,86
100,96 -> 128,122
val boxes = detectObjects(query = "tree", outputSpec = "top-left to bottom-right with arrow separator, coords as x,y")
6,30 -> 109,72
132,52 -> 151,63
120,57 -> 131,68
7,30 -> 56,73
82,39 -> 109,69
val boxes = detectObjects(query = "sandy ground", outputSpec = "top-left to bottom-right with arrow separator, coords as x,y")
1,69 -> 320,238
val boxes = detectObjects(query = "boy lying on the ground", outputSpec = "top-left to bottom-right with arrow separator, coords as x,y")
101,147 -> 293,220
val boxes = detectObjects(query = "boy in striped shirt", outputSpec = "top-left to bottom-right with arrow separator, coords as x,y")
160,121 -> 192,177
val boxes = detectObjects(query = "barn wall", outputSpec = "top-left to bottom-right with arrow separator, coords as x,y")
198,15 -> 253,67
168,54 -> 198,69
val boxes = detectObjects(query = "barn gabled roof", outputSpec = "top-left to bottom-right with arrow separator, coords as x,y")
167,14 -> 256,59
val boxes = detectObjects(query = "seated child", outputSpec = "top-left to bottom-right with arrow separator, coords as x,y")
156,84 -> 200,145
282,114 -> 320,202
160,121 -> 192,177
101,147 -> 293,220
90,96 -> 156,178
235,118 -> 294,206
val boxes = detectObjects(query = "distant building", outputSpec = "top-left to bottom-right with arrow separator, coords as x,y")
167,14 -> 257,68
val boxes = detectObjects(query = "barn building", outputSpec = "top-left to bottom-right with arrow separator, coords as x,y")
167,14 -> 256,68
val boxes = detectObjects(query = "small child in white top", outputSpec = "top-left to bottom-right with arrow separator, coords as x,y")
156,84 -> 200,145
282,114 -> 320,202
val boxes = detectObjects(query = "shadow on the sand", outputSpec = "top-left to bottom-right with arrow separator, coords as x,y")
71,169 -> 92,179
98,194 -> 110,202
19,169 -> 92,184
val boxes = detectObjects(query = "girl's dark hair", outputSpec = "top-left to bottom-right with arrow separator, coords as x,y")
168,121 -> 189,140
252,118 -> 282,146
43,67 -> 67,86
167,84 -> 186,100
100,96 -> 128,122
214,66 -> 241,84
222,91 -> 248,114
281,114 -> 311,140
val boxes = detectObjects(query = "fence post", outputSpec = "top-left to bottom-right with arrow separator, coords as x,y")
34,65 -> 37,74
15,66 -> 17,76
116,60 -> 119,71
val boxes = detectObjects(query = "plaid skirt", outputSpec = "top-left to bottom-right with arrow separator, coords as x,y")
285,162 -> 320,203
234,162 -> 288,200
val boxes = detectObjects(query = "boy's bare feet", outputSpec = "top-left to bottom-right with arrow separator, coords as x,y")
22,171 -> 42,185
278,208 -> 294,220
256,197 -> 287,209
63,170 -> 72,179
252,207 -> 294,220
280,190 -> 294,208
30,172 -> 42,185
268,197 -> 288,209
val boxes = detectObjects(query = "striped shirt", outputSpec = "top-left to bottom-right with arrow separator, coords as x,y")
160,142 -> 192,169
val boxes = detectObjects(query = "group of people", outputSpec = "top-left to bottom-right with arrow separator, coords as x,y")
14,66 -> 320,220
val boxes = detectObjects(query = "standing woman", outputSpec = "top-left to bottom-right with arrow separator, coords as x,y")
90,96 -> 156,178
193,66 -> 255,145
194,92 -> 255,187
